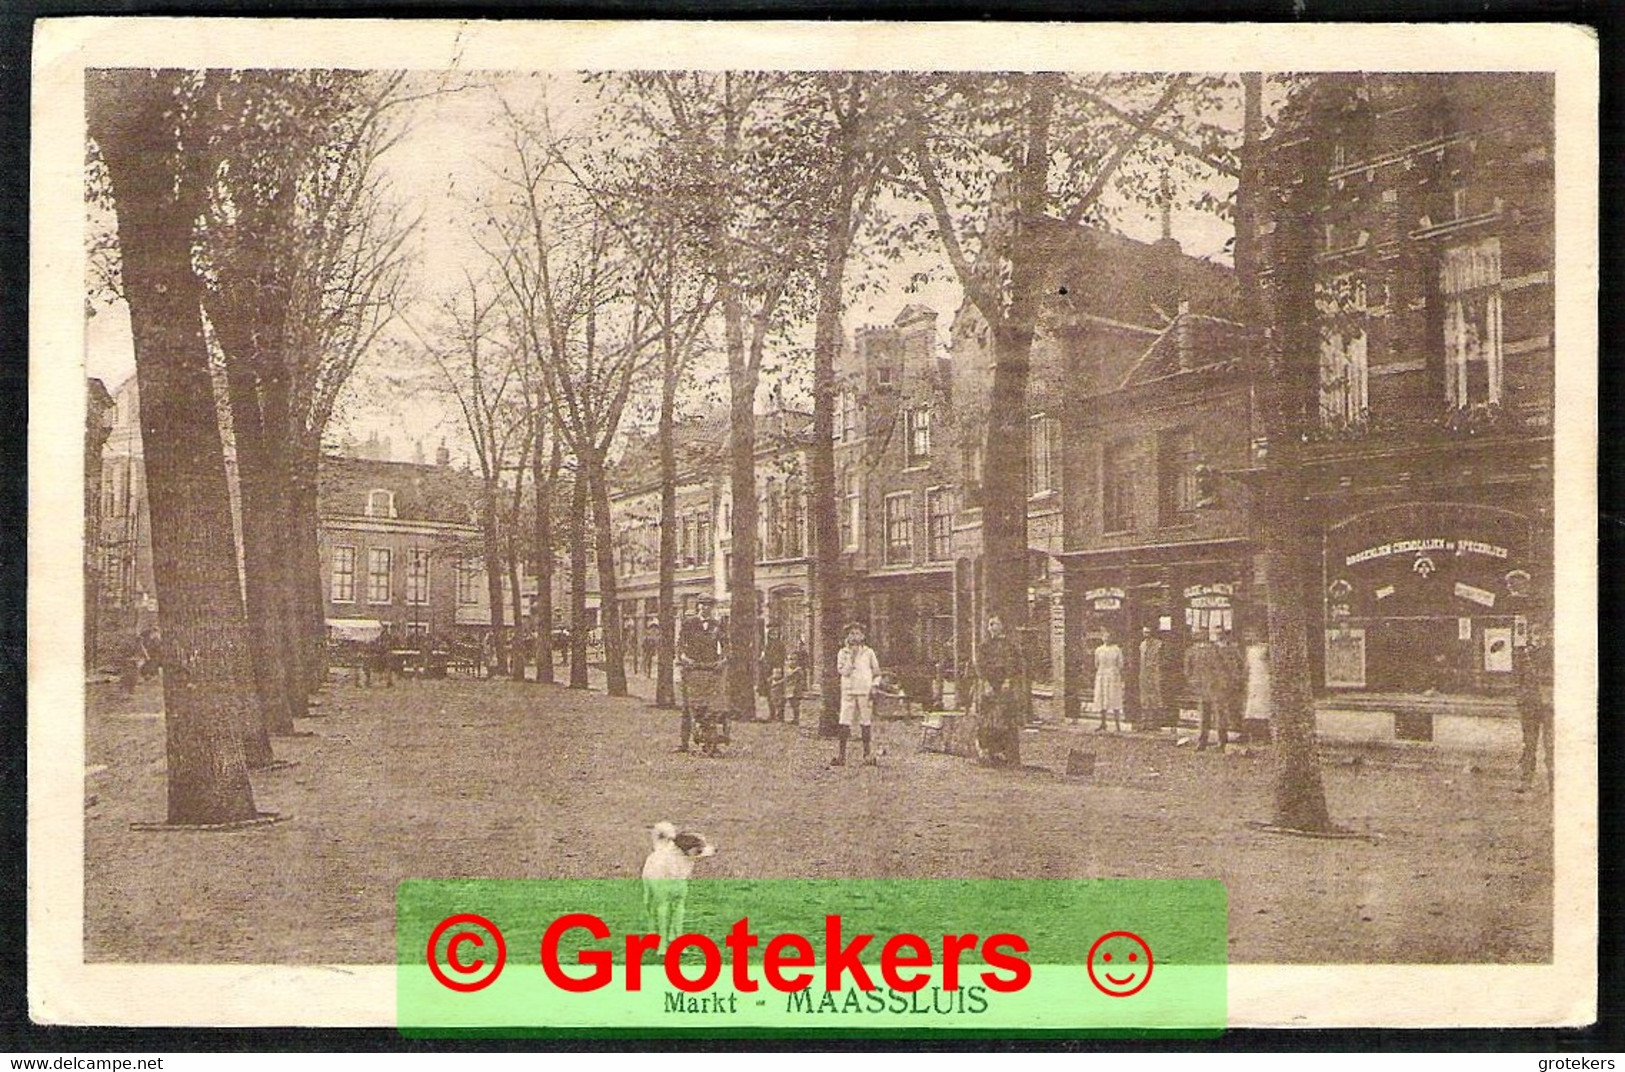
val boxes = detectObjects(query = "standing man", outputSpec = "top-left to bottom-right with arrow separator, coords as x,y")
760,623 -> 788,722
1214,628 -> 1244,748
1184,627 -> 1226,753
1138,626 -> 1166,731
976,615 -> 1023,766
832,623 -> 881,767
363,622 -> 396,688
676,595 -> 725,753
1516,618 -> 1554,793
642,618 -> 661,677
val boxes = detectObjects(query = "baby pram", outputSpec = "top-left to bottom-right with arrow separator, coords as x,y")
682,664 -> 729,756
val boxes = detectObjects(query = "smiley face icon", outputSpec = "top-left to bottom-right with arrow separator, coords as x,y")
1086,930 -> 1153,998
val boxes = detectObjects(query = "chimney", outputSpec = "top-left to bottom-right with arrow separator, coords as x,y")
1176,299 -> 1193,371
1160,170 -> 1173,242
1149,171 -> 1184,325
436,439 -> 451,468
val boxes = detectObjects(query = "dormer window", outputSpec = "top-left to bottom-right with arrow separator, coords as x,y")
366,489 -> 396,519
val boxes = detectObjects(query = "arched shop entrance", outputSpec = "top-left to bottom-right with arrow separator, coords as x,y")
1320,502 -> 1536,699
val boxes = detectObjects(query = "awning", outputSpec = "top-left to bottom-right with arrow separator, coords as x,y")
326,618 -> 383,643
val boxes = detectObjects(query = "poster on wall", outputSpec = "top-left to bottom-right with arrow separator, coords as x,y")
1484,626 -> 1514,673
1325,627 -> 1367,688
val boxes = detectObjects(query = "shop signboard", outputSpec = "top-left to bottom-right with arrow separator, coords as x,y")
1086,586 -> 1125,611
1325,627 -> 1367,688
1323,503 -> 1531,619
1183,582 -> 1233,634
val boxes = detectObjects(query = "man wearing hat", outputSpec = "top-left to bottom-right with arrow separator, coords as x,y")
677,594 -> 726,753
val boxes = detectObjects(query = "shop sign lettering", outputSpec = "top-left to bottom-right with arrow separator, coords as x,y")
1181,583 -> 1234,600
1344,538 -> 1510,567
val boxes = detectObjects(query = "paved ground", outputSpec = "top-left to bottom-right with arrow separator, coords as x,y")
84,669 -> 1552,964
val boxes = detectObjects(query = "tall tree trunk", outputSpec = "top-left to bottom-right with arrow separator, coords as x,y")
568,473 -> 590,689
972,76 -> 1055,766
90,70 -> 260,824
1243,72 -> 1332,831
507,527 -> 525,681
222,366 -> 296,749
265,443 -> 309,722
585,453 -> 628,697
810,202 -> 854,738
272,491 -> 311,708
531,438 -> 558,685
723,289 -> 759,721
290,456 -> 328,693
654,347 -> 679,709
482,490 -> 508,677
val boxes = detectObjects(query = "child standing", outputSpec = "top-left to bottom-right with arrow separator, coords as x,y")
833,624 -> 881,767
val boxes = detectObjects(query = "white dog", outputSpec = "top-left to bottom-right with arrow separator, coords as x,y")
641,821 -> 715,951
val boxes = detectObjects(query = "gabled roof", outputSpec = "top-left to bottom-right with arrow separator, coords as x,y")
613,406 -> 815,493
1030,216 -> 1239,328
318,454 -> 482,526
1114,313 -> 1252,393
614,408 -> 731,492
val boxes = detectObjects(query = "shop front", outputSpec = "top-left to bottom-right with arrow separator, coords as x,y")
861,568 -> 955,705
1057,539 -> 1257,722
1314,501 -> 1537,746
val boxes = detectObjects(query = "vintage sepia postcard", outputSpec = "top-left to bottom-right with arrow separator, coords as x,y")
29,19 -> 1597,1032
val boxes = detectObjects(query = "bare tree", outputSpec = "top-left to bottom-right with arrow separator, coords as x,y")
479,99 -> 665,698
537,95 -> 719,710
195,70 -> 417,735
790,72 -> 905,735
602,72 -> 824,718
421,274 -> 531,677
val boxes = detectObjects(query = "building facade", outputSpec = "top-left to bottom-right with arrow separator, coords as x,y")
1057,312 -> 1254,722
1257,73 -> 1554,746
317,454 -> 482,639
834,305 -> 959,700
609,409 -> 818,673
95,376 -> 157,659
951,209 -> 1241,718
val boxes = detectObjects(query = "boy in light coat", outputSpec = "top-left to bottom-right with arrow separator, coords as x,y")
833,623 -> 881,767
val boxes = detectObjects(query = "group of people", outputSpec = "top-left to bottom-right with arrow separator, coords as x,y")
664,601 -> 1559,792
671,595 -> 815,755
1086,626 -> 1268,752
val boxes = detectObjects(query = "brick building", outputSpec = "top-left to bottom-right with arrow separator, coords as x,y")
317,453 -> 482,639
1256,73 -> 1554,747
950,207 -> 1240,719
1057,310 -> 1253,722
834,305 -> 958,699
610,408 -> 818,672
